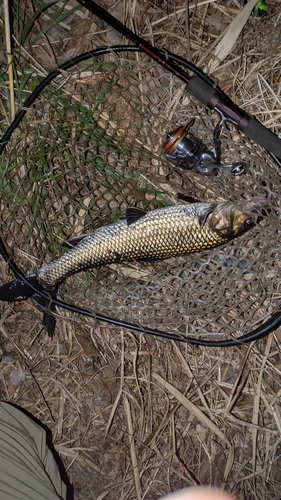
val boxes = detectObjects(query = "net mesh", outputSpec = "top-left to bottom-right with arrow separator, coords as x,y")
1,50 -> 280,340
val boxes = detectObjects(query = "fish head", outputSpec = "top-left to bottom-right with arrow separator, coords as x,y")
205,196 -> 269,238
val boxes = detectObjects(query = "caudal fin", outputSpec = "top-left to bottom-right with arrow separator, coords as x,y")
0,273 -> 58,337
0,273 -> 40,301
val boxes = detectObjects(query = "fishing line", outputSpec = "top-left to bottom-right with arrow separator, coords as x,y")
1,46 -> 281,346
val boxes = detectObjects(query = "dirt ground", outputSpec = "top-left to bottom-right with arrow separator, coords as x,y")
1,1 -> 281,499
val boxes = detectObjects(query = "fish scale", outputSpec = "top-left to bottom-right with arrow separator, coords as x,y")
0,197 -> 266,336
37,202 -> 243,290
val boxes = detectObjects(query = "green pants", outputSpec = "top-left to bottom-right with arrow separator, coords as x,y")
0,401 -> 68,500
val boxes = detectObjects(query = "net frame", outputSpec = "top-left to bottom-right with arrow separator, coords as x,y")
0,46 -> 280,346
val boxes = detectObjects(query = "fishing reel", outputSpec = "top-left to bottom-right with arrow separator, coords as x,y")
163,114 -> 246,176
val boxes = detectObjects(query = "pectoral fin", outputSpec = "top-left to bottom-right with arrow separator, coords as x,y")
177,193 -> 201,203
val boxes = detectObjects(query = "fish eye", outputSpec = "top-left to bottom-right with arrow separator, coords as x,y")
244,218 -> 253,226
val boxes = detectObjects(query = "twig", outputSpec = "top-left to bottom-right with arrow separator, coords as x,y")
124,394 -> 141,500
27,0 -> 57,68
3,0 -> 15,120
185,0 -> 192,62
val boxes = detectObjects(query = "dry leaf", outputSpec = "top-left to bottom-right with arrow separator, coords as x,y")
208,0 -> 258,73
76,334 -> 100,358
70,19 -> 92,38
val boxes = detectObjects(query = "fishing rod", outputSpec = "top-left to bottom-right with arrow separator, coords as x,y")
76,0 -> 281,165
0,47 -> 280,346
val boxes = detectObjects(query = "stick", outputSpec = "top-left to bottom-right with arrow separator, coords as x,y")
3,0 -> 16,121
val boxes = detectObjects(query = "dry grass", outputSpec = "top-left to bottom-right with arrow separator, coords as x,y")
1,1 -> 281,499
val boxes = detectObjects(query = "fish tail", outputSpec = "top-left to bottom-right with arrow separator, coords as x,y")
0,273 -> 41,301
0,273 -> 57,337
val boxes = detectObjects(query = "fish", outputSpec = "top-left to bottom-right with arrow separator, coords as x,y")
0,197 -> 267,335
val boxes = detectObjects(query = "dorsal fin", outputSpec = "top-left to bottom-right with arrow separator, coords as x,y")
125,207 -> 147,226
61,234 -> 88,249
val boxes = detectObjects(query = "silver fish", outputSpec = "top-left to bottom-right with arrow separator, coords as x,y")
0,197 -> 267,334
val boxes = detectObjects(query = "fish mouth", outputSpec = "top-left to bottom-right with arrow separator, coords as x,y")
230,195 -> 271,236
240,196 -> 270,213
207,196 -> 270,238
239,196 -> 271,222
